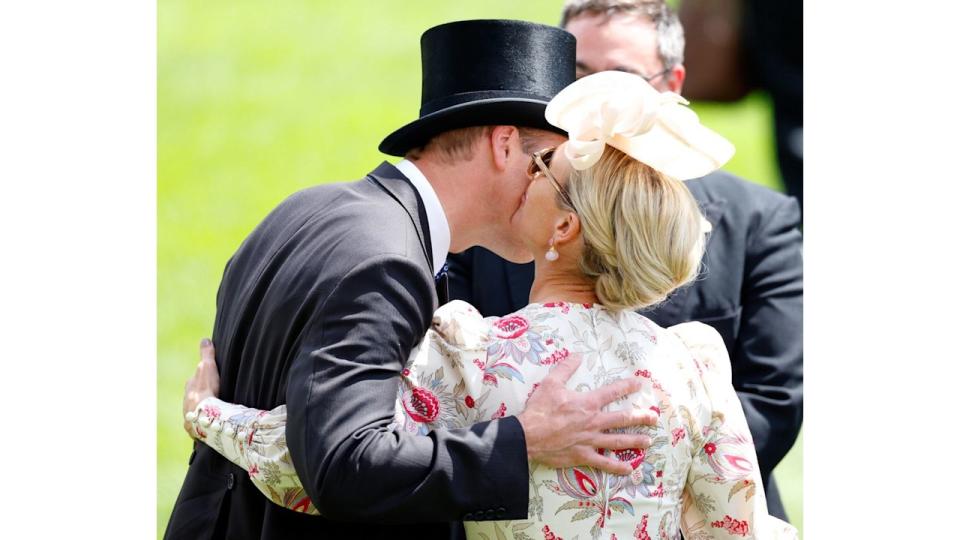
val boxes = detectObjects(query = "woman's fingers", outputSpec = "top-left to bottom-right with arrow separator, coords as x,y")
200,337 -> 215,365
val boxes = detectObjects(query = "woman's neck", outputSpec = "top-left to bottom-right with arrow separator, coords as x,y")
528,262 -> 600,305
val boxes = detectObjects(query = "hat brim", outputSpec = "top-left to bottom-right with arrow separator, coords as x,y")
379,98 -> 566,157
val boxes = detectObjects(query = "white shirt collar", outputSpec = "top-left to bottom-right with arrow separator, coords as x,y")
394,159 -> 450,276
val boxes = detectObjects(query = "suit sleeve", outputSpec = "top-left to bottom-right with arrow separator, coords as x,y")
733,196 -> 803,479
285,254 -> 530,523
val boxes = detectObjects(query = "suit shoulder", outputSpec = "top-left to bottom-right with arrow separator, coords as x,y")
690,171 -> 797,214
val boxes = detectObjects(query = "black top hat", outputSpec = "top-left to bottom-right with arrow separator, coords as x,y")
379,20 -> 576,157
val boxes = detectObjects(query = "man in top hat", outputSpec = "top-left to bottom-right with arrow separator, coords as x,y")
164,20 -> 657,540
447,0 -> 803,522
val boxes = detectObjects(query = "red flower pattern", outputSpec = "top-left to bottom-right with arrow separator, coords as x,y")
543,301 -> 570,314
633,514 -> 651,540
464,395 -> 475,408
711,515 -> 750,536
541,348 -> 570,366
402,387 -> 440,423
202,404 -> 221,421
542,524 -> 564,540
494,316 -> 530,339
671,427 -> 686,446
704,442 -> 717,455
491,402 -> 507,419
613,448 -> 646,470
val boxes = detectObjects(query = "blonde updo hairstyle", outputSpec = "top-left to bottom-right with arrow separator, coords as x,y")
562,145 -> 707,312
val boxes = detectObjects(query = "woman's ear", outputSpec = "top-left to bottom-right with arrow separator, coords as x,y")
488,125 -> 519,171
553,211 -> 581,246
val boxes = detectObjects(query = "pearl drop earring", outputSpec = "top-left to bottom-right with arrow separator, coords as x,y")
545,239 -> 559,261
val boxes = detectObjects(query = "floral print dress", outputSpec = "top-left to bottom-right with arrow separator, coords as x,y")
187,301 -> 797,539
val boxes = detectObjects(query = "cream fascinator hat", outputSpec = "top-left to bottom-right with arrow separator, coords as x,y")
544,71 -> 735,179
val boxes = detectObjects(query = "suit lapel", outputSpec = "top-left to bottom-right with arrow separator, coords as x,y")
367,161 -> 434,271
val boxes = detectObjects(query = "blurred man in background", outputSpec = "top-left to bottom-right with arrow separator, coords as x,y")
447,0 -> 803,521
680,0 -> 803,213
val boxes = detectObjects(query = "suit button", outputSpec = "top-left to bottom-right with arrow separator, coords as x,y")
485,509 -> 496,519
226,472 -> 235,490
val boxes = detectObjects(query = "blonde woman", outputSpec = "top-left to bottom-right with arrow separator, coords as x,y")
182,72 -> 797,539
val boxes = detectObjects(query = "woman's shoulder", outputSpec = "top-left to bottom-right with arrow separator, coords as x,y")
665,321 -> 732,380
431,300 -> 493,349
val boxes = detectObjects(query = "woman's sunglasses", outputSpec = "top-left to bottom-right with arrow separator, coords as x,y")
527,147 -> 575,210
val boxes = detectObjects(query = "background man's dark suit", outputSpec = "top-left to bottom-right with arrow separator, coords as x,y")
165,163 -> 528,540
447,170 -> 803,520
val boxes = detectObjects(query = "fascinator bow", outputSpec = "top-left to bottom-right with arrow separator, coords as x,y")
544,71 -> 735,179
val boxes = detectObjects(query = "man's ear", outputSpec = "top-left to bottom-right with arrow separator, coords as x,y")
667,63 -> 686,94
554,211 -> 581,246
488,125 -> 520,171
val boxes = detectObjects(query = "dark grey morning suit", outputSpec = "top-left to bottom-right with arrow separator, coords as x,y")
165,163 -> 527,539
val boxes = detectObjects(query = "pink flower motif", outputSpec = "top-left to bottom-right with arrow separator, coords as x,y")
651,482 -> 664,498
541,348 -> 570,366
704,442 -> 717,455
710,515 -> 750,536
482,372 -> 498,386
464,395 -> 475,408
648,405 -> 660,415
613,447 -> 646,470
473,359 -> 485,370
634,369 -> 651,378
401,368 -> 410,377
494,315 -> 530,339
202,404 -> 221,420
402,387 -> 441,423
247,428 -> 256,446
634,514 -> 651,540
248,463 -> 259,477
542,524 -> 563,540
671,427 -> 686,446
526,382 -> 541,400
491,402 -> 507,419
543,302 -> 570,314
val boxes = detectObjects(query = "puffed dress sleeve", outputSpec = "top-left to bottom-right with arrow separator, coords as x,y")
185,397 -> 319,515
669,322 -> 798,540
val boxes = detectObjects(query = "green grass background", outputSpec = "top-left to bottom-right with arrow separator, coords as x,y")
158,1 -> 802,537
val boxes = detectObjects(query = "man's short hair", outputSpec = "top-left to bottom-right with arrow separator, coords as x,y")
559,0 -> 685,70
406,127 -> 555,164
